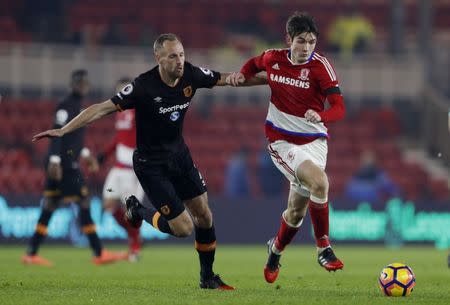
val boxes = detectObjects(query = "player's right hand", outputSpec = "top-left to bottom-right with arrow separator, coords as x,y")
226,72 -> 245,86
47,163 -> 62,181
32,129 -> 64,142
305,109 -> 322,123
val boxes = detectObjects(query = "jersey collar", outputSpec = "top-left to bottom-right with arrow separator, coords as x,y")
287,50 -> 315,65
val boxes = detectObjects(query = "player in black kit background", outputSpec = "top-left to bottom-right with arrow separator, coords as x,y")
23,70 -> 127,266
32,33 -> 266,289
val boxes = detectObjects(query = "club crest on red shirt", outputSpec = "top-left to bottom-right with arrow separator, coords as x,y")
300,68 -> 310,81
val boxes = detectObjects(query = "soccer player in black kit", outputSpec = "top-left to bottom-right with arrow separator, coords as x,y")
23,70 -> 128,266
33,34 -> 265,289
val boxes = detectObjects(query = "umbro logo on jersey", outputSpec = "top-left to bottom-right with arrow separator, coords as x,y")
272,63 -> 280,70
154,97 -> 162,102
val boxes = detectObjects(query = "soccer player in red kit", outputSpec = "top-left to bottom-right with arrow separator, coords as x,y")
227,12 -> 345,283
98,78 -> 145,261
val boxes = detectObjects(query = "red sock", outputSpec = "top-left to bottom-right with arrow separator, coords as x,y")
112,207 -> 141,253
112,207 -> 128,228
308,200 -> 330,248
274,214 -> 299,252
128,230 -> 141,253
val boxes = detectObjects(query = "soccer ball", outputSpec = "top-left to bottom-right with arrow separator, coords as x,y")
378,263 -> 416,297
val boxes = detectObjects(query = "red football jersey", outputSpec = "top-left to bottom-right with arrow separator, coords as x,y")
241,49 -> 342,145
114,109 -> 136,167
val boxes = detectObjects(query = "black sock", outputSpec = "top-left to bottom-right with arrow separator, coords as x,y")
137,205 -> 173,235
79,208 -> 102,257
27,209 -> 53,255
195,224 -> 216,279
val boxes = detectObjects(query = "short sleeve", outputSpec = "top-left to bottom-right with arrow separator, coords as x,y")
111,77 -> 146,111
190,64 -> 221,89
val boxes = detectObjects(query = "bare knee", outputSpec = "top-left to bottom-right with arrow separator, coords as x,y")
297,161 -> 329,199
172,223 -> 194,237
192,208 -> 212,228
169,212 -> 194,237
184,193 -> 213,228
309,173 -> 329,198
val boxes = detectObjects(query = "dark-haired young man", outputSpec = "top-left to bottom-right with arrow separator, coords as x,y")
228,12 -> 345,283
32,34 -> 265,289
23,70 -> 127,266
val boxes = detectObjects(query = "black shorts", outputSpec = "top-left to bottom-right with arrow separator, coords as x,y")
133,147 -> 207,220
44,168 -> 88,201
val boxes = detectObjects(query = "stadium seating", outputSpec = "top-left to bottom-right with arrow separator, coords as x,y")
1,1 -> 450,48
0,99 -> 448,205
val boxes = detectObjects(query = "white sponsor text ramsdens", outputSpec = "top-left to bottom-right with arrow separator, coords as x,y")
159,102 -> 190,114
270,73 -> 310,89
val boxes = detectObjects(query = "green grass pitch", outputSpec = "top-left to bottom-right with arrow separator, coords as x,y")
1,245 -> 449,305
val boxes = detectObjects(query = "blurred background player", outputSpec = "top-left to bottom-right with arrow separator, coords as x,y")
97,77 -> 145,262
228,12 -> 345,283
344,150 -> 399,207
22,69 -> 127,266
326,3 -> 374,61
224,146 -> 251,198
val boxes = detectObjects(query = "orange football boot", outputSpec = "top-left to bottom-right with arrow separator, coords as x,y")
92,250 -> 128,265
21,254 -> 53,267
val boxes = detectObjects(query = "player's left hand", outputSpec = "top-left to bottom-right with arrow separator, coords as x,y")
305,109 -> 322,123
32,129 -> 64,142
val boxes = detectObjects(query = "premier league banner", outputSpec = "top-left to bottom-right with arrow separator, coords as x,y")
0,196 -> 169,244
1,195 -> 450,248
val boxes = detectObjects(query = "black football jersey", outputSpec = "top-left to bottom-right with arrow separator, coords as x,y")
47,92 -> 86,169
111,62 -> 220,160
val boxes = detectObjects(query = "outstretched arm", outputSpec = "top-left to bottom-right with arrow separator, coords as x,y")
226,54 -> 267,87
225,72 -> 267,86
215,72 -> 267,87
33,100 -> 117,141
226,54 -> 267,86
